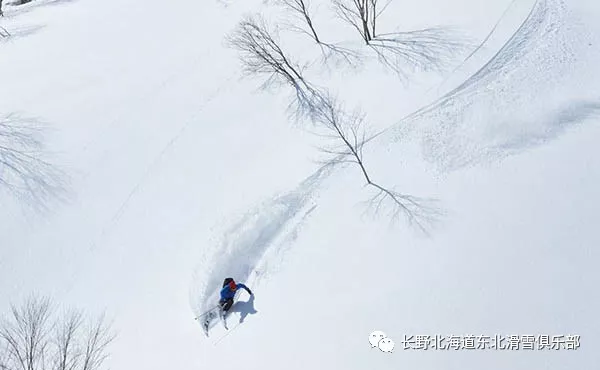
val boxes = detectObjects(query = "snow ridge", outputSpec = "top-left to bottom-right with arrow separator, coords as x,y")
380,0 -> 597,172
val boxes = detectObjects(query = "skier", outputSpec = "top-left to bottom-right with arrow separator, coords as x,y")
219,277 -> 252,312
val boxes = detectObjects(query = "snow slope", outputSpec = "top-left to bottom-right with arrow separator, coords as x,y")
1,0 -> 599,369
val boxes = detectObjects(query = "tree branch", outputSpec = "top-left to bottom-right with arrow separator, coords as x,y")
227,10 -> 442,232
0,297 -> 115,370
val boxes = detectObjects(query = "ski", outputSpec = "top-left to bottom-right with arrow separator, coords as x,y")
199,282 -> 247,337
196,306 -> 221,337
201,317 -> 210,337
194,305 -> 220,321
202,311 -> 217,337
219,307 -> 229,330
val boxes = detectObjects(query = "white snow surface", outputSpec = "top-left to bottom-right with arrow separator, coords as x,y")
1,0 -> 600,369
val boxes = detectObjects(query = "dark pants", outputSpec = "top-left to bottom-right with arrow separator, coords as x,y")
220,298 -> 234,312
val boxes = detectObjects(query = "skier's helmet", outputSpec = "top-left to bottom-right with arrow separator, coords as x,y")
229,281 -> 237,290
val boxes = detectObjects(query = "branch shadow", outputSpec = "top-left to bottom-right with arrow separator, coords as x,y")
0,113 -> 71,212
369,27 -> 472,80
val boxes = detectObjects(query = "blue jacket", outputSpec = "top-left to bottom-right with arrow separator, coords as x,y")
220,283 -> 251,301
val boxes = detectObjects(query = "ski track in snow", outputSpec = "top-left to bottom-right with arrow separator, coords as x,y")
381,0 -> 599,172
191,162 -> 339,315
90,78 -> 234,250
190,0 -> 590,318
190,0 -> 600,330
430,0 -> 521,94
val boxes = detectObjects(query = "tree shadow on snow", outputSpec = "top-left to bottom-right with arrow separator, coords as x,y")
230,295 -> 258,324
0,113 -> 71,212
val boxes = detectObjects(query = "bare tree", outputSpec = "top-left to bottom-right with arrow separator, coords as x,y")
331,0 -> 397,42
275,0 -> 321,43
53,310 -> 82,370
0,296 -> 115,370
332,0 -> 468,77
80,315 -> 113,370
308,90 -> 440,232
0,296 -> 53,370
0,113 -> 68,210
333,0 -> 379,43
227,15 -> 322,118
227,15 -> 305,87
228,13 -> 439,231
273,0 -> 362,67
